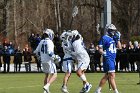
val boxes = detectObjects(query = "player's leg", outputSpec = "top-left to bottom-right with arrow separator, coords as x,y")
95,58 -> 109,93
63,72 -> 71,86
61,72 -> 71,93
44,73 -> 49,85
77,61 -> 92,93
94,73 -> 108,93
61,60 -> 73,93
43,62 -> 57,93
108,72 -> 119,93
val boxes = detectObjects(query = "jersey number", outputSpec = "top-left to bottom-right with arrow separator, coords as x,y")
109,43 -> 116,53
41,44 -> 48,54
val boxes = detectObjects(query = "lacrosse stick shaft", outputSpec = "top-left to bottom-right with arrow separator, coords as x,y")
69,17 -> 73,29
107,73 -> 111,90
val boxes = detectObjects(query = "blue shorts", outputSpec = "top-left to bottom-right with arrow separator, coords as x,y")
103,57 -> 115,72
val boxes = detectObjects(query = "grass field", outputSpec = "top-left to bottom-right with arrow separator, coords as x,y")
0,73 -> 140,93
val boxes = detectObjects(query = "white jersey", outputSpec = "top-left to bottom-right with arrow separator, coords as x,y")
62,41 -> 73,59
71,39 -> 90,70
34,38 -> 54,63
62,40 -> 74,72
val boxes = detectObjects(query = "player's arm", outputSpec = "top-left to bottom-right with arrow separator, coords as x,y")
114,31 -> 122,49
47,40 -> 61,63
47,40 -> 55,58
98,45 -> 104,55
98,37 -> 106,56
34,41 -> 41,54
117,41 -> 122,49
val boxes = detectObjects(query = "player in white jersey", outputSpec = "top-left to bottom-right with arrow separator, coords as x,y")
60,31 -> 74,93
34,29 -> 61,93
68,30 -> 92,93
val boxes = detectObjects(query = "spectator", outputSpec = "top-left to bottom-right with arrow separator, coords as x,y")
28,33 -> 36,52
35,34 -> 41,49
8,41 -> 15,54
137,43 -> 140,72
3,40 -> 9,47
119,44 -> 129,71
88,43 -> 96,72
128,43 -> 136,71
115,49 -> 121,71
2,46 -> 11,73
94,45 -> 102,72
0,42 -> 3,72
54,33 -> 64,72
0,42 -> 3,49
0,51 -> 2,72
23,47 -> 32,72
34,52 -> 42,72
134,41 -> 140,71
14,46 -> 23,72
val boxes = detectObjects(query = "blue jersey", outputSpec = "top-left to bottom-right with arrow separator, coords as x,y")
99,35 -> 116,59
99,35 -> 117,72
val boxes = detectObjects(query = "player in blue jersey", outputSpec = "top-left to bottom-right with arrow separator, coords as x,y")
94,24 -> 121,93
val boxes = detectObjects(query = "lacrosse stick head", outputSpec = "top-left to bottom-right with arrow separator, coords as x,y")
54,55 -> 61,63
72,6 -> 78,17
60,31 -> 68,41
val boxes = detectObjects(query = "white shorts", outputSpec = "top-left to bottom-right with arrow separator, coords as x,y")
62,58 -> 74,73
41,61 -> 57,74
77,59 -> 90,71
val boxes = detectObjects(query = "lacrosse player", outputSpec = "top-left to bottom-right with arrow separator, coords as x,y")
94,24 -> 121,93
67,30 -> 92,93
60,31 -> 74,93
34,29 -> 61,93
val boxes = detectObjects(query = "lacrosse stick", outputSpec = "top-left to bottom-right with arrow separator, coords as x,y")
96,23 -> 100,35
107,72 -> 112,90
69,6 -> 78,29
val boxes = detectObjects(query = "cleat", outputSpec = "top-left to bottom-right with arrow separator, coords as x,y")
43,86 -> 50,93
61,86 -> 69,93
80,83 -> 92,93
80,87 -> 85,93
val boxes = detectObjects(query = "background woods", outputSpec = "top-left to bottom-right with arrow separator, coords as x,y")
0,0 -> 140,48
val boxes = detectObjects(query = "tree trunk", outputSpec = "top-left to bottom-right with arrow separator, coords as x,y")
13,0 -> 17,47
2,0 -> 8,38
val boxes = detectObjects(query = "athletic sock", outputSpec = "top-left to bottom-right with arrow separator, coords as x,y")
95,86 -> 102,92
62,84 -> 67,88
80,74 -> 87,82
44,83 -> 50,88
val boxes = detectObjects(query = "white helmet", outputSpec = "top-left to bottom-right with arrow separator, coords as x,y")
134,41 -> 139,47
60,31 -> 67,41
105,24 -> 117,36
107,24 -> 116,30
43,29 -> 54,40
71,30 -> 79,37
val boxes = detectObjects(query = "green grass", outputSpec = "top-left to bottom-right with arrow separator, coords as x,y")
0,73 -> 140,93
